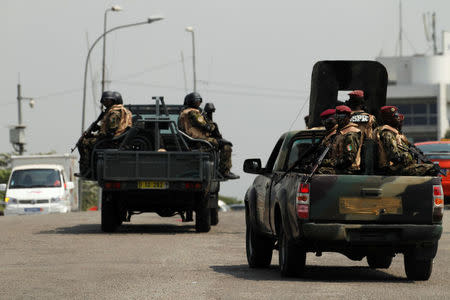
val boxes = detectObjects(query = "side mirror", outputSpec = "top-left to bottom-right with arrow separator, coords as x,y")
0,183 -> 6,191
243,159 -> 263,174
66,182 -> 75,190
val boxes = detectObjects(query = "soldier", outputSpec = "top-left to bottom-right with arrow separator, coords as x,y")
330,105 -> 363,174
374,106 -> 438,176
346,90 -> 377,139
316,108 -> 338,174
77,91 -> 132,176
179,93 -> 239,179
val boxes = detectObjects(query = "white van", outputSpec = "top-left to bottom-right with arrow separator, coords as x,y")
1,164 -> 74,216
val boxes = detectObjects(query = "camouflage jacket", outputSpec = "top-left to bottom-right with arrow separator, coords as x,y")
99,104 -> 132,138
374,125 -> 413,171
179,108 -> 216,139
330,123 -> 362,171
350,110 -> 377,140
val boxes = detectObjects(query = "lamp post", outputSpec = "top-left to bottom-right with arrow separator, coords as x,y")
81,16 -> 164,133
185,26 -> 197,92
102,5 -> 122,94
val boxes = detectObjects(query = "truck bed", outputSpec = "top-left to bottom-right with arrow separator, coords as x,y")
98,150 -> 215,182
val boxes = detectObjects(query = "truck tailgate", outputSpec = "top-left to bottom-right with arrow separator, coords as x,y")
309,175 -> 439,224
100,150 -> 214,181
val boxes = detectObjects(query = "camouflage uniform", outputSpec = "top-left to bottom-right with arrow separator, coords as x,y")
78,104 -> 132,173
317,125 -> 337,174
350,110 -> 377,140
374,125 -> 436,176
179,107 -> 232,175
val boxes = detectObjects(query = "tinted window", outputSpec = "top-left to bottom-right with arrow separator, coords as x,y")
397,104 -> 411,114
412,104 -> 427,114
9,169 -> 61,189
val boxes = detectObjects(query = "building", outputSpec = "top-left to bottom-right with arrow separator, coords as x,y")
376,31 -> 450,142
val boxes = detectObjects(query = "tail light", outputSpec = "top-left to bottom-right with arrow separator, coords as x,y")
432,184 -> 444,222
105,182 -> 121,189
296,182 -> 310,219
185,182 -> 202,189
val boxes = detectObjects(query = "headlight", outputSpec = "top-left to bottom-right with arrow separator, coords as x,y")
51,197 -> 61,203
5,197 -> 17,204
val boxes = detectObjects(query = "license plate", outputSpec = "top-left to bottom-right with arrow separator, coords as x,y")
24,207 -> 42,213
138,181 -> 169,189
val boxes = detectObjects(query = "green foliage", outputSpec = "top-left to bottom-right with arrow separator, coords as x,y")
218,194 -> 242,205
80,180 -> 100,211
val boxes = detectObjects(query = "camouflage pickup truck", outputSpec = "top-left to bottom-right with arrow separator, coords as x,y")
243,61 -> 444,280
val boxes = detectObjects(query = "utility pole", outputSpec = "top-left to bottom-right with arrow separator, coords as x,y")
181,51 -> 188,93
11,83 -> 34,155
399,0 -> 403,56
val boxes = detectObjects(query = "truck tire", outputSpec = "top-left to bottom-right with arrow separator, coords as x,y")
367,254 -> 393,269
195,206 -> 211,233
101,192 -> 119,233
246,215 -> 273,268
279,223 -> 306,277
404,254 -> 433,281
210,208 -> 219,226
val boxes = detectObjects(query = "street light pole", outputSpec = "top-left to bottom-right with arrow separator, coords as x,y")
81,16 -> 164,133
185,26 -> 197,92
102,5 -> 122,94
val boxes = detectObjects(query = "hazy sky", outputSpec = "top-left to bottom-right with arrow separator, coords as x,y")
3,0 -> 450,198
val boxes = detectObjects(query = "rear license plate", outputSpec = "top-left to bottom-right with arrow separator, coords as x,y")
138,181 -> 169,189
24,207 -> 42,213
339,197 -> 402,215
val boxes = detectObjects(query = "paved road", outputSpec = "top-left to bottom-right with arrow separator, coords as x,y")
0,210 -> 449,299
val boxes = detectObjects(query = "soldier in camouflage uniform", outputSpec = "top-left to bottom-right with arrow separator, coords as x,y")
78,91 -> 132,176
346,90 -> 377,139
316,108 -> 337,174
374,106 -> 438,176
319,105 -> 362,174
179,93 -> 239,179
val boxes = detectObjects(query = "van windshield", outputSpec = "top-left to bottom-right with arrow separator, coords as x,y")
9,169 -> 61,189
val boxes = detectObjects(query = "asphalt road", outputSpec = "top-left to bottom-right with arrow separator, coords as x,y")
0,210 -> 449,299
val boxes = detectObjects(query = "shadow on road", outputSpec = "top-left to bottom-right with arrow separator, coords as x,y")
38,223 -> 196,235
210,264 -> 411,283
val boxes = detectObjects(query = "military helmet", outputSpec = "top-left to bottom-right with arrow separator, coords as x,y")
100,91 -> 116,105
113,91 -> 123,104
184,92 -> 202,108
204,103 -> 216,113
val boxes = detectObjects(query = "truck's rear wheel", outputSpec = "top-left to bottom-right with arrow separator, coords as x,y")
246,213 -> 273,268
210,208 -> 219,226
279,223 -> 306,277
195,206 -> 211,233
101,192 -> 119,233
367,254 -> 393,269
404,254 -> 433,281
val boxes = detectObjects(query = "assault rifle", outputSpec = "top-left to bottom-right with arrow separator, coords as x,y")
304,132 -> 339,183
71,110 -> 106,153
408,144 -> 446,176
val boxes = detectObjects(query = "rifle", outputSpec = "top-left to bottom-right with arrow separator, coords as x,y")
408,144 -> 446,176
71,110 -> 106,153
275,133 -> 330,185
304,132 -> 339,183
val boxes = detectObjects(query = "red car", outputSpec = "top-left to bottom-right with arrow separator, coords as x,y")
415,140 -> 450,203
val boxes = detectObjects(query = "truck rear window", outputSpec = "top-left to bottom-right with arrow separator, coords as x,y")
287,139 -> 313,169
9,169 -> 61,189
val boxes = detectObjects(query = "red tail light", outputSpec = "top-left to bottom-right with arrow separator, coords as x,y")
185,182 -> 202,189
432,185 -> 444,222
105,182 -> 121,189
296,182 -> 310,219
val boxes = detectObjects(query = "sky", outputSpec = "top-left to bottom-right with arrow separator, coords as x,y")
3,0 -> 450,199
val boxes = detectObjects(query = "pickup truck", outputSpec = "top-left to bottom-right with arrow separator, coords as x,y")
243,61 -> 444,280
86,97 -> 225,233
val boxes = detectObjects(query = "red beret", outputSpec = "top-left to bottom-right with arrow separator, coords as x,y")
380,106 -> 398,114
320,108 -> 336,119
348,90 -> 364,98
335,105 -> 352,114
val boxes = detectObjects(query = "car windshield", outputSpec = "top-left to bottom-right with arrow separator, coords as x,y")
9,169 -> 61,189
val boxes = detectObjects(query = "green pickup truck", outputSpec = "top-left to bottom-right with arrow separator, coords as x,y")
243,61 -> 444,280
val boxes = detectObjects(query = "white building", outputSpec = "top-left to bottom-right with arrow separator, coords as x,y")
376,32 -> 450,142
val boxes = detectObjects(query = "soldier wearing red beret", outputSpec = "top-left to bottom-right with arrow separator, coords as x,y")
374,106 -> 438,176
346,90 -> 377,140
318,105 -> 362,174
